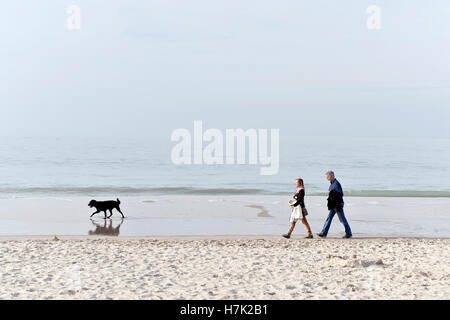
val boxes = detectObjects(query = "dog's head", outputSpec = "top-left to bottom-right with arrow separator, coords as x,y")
88,200 -> 97,208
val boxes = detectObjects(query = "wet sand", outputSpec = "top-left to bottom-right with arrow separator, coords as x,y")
0,196 -> 448,237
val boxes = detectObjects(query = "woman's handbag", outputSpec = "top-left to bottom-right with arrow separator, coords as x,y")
301,207 -> 308,216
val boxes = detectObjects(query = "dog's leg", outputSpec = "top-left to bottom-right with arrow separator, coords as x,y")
116,206 -> 125,218
103,211 -> 108,219
90,210 -> 100,218
107,209 -> 113,219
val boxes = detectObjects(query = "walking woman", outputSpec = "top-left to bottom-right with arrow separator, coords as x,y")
283,178 -> 313,239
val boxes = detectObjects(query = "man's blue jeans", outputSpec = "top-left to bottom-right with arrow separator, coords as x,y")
320,208 -> 352,237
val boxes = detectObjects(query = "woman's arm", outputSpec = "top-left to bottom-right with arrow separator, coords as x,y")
292,189 -> 305,208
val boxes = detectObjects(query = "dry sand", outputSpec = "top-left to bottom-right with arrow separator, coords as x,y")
0,236 -> 449,300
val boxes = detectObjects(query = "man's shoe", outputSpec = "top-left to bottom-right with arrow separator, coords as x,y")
282,234 -> 291,239
342,235 -> 352,239
316,233 -> 326,238
305,234 -> 313,239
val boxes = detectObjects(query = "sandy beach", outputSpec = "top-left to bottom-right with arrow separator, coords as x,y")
1,236 -> 449,300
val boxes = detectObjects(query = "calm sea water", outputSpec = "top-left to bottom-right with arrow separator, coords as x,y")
0,135 -> 449,198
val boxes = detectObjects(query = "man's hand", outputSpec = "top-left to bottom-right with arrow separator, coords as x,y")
290,205 -> 294,209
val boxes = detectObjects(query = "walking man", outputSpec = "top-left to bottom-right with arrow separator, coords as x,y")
317,171 -> 352,239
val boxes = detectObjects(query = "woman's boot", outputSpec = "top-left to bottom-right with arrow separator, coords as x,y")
302,218 -> 313,238
282,222 -> 296,239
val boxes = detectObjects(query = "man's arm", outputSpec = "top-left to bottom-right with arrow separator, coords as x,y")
336,181 -> 344,195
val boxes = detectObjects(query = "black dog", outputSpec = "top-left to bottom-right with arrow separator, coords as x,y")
89,198 -> 125,219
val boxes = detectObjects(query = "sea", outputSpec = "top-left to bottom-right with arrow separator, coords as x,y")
0,134 -> 449,198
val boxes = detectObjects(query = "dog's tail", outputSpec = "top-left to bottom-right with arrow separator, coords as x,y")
117,198 -> 121,204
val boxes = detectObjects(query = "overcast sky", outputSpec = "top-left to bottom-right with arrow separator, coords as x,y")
1,0 -> 449,139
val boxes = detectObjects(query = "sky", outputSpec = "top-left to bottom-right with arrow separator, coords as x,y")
1,0 -> 449,139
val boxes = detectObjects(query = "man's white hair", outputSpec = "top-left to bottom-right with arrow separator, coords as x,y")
325,170 -> 335,178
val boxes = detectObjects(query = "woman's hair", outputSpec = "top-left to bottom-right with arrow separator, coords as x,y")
296,178 -> 304,188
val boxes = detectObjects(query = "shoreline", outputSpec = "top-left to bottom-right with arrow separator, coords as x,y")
0,195 -> 449,237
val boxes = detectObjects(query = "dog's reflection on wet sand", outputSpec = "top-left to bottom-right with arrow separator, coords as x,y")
88,218 -> 124,236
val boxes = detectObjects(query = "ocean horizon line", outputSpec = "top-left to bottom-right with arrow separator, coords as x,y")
0,186 -> 449,198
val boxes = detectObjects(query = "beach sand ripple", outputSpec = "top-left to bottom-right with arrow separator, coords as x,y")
0,238 -> 449,299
